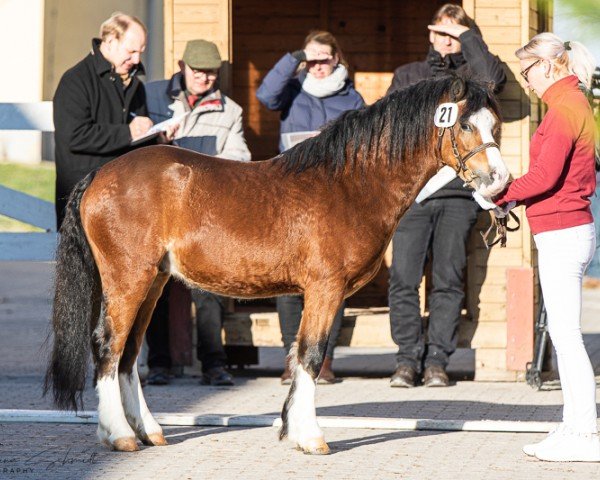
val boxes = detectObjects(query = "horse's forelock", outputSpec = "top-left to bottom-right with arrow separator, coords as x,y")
461,80 -> 501,124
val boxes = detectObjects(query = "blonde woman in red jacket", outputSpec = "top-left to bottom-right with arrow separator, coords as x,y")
495,33 -> 597,462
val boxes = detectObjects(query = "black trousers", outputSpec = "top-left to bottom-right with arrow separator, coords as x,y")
190,289 -> 228,371
388,198 -> 479,373
277,295 -> 344,359
146,280 -> 173,370
146,282 -> 227,372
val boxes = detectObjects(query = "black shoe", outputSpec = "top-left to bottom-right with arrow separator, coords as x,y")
390,365 -> 417,388
423,365 -> 449,387
201,366 -> 234,386
147,367 -> 170,386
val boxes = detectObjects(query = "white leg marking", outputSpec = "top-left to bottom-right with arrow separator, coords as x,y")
469,108 -> 509,197
120,367 -> 163,440
97,373 -> 137,444
286,364 -> 324,447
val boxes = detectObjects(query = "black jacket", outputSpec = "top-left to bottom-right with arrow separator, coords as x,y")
387,29 -> 507,200
53,39 -> 149,226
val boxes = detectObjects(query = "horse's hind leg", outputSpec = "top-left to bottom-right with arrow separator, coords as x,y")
118,271 -> 170,447
93,265 -> 161,452
280,283 -> 344,455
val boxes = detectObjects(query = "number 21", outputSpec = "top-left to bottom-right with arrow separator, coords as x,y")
439,106 -> 453,123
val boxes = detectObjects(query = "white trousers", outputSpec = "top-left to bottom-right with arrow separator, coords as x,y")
535,223 -> 597,433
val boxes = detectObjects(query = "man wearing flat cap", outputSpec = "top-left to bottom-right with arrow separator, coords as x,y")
146,39 -> 250,159
145,39 -> 250,387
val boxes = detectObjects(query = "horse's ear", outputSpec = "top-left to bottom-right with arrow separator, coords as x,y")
449,77 -> 466,102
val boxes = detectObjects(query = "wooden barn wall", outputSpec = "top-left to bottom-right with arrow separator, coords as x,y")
164,0 -> 232,93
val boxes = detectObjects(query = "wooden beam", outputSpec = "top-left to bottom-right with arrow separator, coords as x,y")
0,233 -> 57,261
0,102 -> 53,132
164,0 -> 174,78
0,185 -> 56,231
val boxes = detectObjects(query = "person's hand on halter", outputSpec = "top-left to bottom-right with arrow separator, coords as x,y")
428,23 -> 469,39
493,201 -> 516,219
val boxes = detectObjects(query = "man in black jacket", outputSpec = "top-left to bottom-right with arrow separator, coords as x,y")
53,12 -> 160,228
387,4 -> 506,388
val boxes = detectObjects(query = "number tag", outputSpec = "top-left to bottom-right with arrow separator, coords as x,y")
434,103 -> 458,128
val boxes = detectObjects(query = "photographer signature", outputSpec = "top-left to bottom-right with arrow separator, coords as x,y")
2,447 -> 100,471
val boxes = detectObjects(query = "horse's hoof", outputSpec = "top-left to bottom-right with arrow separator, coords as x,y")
142,433 -> 168,446
112,437 -> 139,452
299,438 -> 330,455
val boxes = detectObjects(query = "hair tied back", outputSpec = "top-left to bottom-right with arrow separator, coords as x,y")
563,41 -> 571,51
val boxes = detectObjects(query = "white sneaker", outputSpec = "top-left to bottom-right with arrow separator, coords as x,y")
535,430 -> 600,462
522,424 -> 566,457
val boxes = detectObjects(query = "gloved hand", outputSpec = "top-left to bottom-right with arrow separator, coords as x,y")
472,191 -> 496,210
493,201 -> 516,219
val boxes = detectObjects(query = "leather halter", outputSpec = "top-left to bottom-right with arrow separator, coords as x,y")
436,125 -> 500,187
436,123 -> 519,249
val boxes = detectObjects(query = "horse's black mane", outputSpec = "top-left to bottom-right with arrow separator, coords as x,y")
279,75 -> 500,175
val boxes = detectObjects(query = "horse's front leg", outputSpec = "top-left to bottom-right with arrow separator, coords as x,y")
279,284 -> 344,455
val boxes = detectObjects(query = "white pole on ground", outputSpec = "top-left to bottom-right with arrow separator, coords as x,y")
0,409 -> 557,433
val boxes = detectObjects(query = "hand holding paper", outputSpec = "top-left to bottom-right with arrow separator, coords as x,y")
131,112 -> 190,146
129,116 -> 154,140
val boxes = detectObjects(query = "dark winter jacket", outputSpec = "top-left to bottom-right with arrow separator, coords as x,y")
387,29 -> 507,200
256,53 -> 365,152
53,38 -> 149,227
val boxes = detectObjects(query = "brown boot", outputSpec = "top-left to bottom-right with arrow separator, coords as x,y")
390,365 -> 416,388
423,365 -> 450,387
317,356 -> 337,385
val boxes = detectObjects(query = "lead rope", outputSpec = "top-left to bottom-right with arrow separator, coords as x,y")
480,210 -> 520,249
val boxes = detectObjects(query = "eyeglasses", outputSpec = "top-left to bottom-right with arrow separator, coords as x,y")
188,67 -> 218,79
306,58 -> 332,65
520,59 -> 541,82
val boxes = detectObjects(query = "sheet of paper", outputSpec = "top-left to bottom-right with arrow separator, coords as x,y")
130,111 -> 190,146
281,130 -> 320,151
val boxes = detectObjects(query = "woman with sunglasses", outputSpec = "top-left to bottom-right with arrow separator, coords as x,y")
495,33 -> 598,462
257,31 -> 365,385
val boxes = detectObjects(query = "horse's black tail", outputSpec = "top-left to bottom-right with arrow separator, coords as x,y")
44,171 -> 100,412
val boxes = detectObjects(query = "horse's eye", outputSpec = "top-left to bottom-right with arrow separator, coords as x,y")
460,123 -> 473,133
